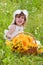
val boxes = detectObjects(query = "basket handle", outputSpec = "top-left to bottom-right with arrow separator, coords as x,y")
23,32 -> 37,43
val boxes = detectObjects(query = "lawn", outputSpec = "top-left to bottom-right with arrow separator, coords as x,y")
0,0 -> 43,65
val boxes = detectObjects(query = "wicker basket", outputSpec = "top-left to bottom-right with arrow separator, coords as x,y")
11,32 -> 38,55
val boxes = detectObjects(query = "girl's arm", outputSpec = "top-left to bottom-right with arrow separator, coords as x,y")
6,24 -> 16,38
8,24 -> 16,34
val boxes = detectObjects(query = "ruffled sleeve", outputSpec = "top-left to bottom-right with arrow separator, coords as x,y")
8,25 -> 12,29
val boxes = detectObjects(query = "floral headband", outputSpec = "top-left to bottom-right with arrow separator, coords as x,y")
13,10 -> 28,19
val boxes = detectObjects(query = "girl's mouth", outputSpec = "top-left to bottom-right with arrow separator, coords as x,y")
18,21 -> 22,23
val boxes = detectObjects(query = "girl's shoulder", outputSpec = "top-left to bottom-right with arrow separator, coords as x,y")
8,24 -> 16,29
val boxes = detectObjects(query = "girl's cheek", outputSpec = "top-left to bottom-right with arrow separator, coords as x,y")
22,19 -> 24,22
16,18 -> 19,20
16,19 -> 19,22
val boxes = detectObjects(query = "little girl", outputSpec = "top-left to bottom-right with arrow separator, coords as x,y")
4,10 -> 28,40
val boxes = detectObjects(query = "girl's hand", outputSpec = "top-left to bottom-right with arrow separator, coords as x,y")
6,33 -> 12,39
8,24 -> 16,34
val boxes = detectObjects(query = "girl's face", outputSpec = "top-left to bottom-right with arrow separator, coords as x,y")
15,14 -> 25,26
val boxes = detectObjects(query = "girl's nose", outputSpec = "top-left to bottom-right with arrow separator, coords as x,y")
19,17 -> 22,20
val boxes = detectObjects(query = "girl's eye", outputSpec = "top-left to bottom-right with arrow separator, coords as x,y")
17,16 -> 20,18
17,15 -> 20,18
16,15 -> 20,18
21,16 -> 24,19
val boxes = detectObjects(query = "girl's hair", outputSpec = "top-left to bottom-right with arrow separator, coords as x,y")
13,12 -> 26,25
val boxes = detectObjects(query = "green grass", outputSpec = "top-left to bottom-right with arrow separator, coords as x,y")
0,0 -> 43,65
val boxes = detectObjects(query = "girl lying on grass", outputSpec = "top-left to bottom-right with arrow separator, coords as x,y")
4,10 -> 28,40
4,10 -> 41,46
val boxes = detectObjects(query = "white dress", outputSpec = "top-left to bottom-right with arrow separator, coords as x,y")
4,25 -> 24,40
10,25 -> 24,38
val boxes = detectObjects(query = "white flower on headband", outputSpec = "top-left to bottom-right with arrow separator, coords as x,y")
13,10 -> 28,19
